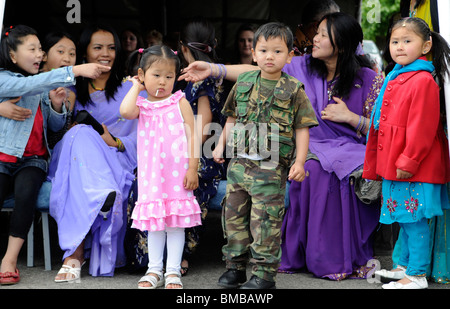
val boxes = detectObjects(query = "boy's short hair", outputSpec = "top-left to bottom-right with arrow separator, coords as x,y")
253,22 -> 294,51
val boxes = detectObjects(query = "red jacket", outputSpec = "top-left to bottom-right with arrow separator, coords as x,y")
363,70 -> 450,184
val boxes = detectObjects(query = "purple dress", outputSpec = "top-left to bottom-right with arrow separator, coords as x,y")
48,81 -> 144,277
280,55 -> 383,279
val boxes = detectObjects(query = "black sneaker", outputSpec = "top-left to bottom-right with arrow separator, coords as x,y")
240,275 -> 276,289
218,269 -> 247,288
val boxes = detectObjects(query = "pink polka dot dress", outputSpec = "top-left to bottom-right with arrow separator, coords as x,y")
131,90 -> 202,232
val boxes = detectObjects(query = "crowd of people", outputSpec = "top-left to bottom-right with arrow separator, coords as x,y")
0,0 -> 449,290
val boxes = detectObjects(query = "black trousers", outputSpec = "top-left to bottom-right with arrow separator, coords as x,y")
0,166 -> 46,239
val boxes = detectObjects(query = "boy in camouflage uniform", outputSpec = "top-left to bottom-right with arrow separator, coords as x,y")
213,22 -> 318,289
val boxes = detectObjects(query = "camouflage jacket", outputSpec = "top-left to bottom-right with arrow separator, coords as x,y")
222,70 -> 317,167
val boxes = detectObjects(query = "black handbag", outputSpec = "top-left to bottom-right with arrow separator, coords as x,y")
74,110 -> 105,135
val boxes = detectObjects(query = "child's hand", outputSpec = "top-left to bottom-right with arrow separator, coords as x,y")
178,61 -> 211,83
49,87 -> 67,113
396,168 -> 413,179
127,75 -> 146,92
72,63 -> 111,79
212,145 -> 225,163
0,97 -> 32,121
184,168 -> 199,190
288,161 -> 307,182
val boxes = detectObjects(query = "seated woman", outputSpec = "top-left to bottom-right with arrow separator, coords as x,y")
178,12 -> 383,283
279,12 -> 383,280
49,24 -> 145,281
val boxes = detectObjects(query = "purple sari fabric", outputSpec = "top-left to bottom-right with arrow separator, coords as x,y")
280,55 -> 382,279
48,81 -> 142,277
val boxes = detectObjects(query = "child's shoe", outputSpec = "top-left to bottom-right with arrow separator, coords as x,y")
375,265 -> 406,282
382,275 -> 428,289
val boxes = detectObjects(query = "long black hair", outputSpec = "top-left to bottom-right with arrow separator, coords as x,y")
301,0 -> 340,27
308,12 -> 371,99
178,18 -> 219,67
0,25 -> 39,76
76,24 -> 125,107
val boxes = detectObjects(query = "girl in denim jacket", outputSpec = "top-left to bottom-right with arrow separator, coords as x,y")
0,25 -> 110,285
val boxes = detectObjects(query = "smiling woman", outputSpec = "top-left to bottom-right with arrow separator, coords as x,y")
47,24 -> 146,282
75,24 -> 125,107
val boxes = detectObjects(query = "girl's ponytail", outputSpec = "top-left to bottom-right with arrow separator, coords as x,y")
430,31 -> 450,87
125,48 -> 145,76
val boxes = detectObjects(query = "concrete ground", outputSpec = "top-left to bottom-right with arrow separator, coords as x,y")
0,209 -> 448,293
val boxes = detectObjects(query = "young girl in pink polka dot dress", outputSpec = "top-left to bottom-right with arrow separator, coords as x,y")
120,45 -> 201,289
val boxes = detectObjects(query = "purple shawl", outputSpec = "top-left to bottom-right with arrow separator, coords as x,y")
283,55 -> 380,180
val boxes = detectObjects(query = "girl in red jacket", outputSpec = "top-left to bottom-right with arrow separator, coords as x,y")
363,17 -> 450,289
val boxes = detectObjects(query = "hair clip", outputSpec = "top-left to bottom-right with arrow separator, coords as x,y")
5,25 -> 13,37
138,48 -> 144,54
402,17 -> 410,27
172,49 -> 178,55
187,42 -> 213,53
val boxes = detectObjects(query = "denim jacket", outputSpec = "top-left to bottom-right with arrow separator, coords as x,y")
0,66 -> 75,158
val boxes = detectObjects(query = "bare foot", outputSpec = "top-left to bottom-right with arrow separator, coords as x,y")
0,258 -> 16,274
54,256 -> 85,282
54,242 -> 85,282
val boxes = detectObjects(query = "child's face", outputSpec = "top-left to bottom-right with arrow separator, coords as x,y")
389,26 -> 431,66
10,35 -> 43,74
252,36 -> 294,80
42,37 -> 76,71
86,30 -> 116,69
311,20 -> 338,62
138,60 -> 176,101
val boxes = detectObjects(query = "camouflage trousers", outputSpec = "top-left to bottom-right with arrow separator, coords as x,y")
221,158 -> 287,282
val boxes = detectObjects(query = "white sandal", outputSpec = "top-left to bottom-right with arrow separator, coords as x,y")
54,261 -> 85,283
138,272 -> 164,289
164,272 -> 183,289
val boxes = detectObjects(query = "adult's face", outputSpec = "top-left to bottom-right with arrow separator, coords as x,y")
238,30 -> 254,57
121,30 -> 138,53
86,30 -> 116,69
311,19 -> 338,62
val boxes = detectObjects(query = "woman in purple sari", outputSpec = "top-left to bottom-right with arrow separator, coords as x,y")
279,13 -> 383,279
179,12 -> 383,282
48,24 -> 144,281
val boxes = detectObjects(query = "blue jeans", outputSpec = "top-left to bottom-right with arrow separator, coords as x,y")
398,218 -> 430,276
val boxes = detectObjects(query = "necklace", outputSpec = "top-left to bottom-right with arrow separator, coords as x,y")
327,78 -> 338,101
90,80 -> 105,91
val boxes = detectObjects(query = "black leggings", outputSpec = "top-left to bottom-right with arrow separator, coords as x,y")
0,167 -> 46,239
